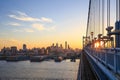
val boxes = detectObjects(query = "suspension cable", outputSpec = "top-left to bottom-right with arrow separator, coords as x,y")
116,0 -> 118,21
102,0 -> 104,35
118,0 -> 120,20
86,0 -> 91,37
107,0 -> 110,27
99,0 -> 100,34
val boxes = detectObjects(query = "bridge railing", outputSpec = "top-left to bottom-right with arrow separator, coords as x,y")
85,47 -> 120,74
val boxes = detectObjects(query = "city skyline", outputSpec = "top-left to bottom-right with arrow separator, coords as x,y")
1,41 -> 73,50
0,0 -> 89,49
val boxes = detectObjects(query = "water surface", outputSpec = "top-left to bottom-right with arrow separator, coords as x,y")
0,59 -> 80,80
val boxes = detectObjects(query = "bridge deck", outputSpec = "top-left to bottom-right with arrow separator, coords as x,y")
77,51 -> 98,80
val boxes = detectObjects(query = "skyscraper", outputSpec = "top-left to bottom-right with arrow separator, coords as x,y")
60,44 -> 63,49
23,44 -> 27,51
65,41 -> 67,49
11,46 -> 17,54
68,44 -> 70,49
52,43 -> 54,47
56,43 -> 58,48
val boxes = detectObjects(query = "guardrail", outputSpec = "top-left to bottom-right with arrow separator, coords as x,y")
85,47 -> 120,74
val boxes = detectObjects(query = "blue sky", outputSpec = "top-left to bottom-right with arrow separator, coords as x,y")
0,0 -> 89,49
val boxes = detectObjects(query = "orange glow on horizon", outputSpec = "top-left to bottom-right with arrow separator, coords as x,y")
0,39 -> 82,50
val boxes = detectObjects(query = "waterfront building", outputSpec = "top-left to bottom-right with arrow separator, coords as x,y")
1,47 -> 11,55
41,48 -> 45,54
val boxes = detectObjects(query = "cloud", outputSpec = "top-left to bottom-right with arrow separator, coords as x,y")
8,11 -> 53,23
13,29 -> 23,32
8,14 -> 41,22
32,23 -> 45,31
13,28 -> 34,33
32,23 -> 55,31
17,11 -> 27,16
41,17 -> 53,23
9,22 -> 21,26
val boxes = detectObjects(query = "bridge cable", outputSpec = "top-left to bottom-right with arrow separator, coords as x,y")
107,0 -> 110,27
86,0 -> 91,37
99,0 -> 100,34
119,0 -> 120,20
116,0 -> 118,21
102,0 -> 104,35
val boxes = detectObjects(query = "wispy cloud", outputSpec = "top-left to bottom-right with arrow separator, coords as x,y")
8,11 -> 53,23
41,17 -> 53,23
13,29 -> 23,32
32,23 -> 45,31
32,23 -> 55,31
8,14 -> 40,22
13,28 -> 34,33
8,22 -> 21,26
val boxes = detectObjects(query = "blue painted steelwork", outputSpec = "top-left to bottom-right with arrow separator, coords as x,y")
115,21 -> 120,47
83,0 -> 120,79
85,48 -> 119,80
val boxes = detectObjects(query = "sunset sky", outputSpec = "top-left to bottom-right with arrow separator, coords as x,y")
0,0 -> 89,49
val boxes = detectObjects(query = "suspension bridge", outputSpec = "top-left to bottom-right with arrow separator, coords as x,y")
78,0 -> 120,80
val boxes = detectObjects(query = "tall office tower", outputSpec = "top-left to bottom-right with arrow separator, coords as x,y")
11,46 -> 17,54
56,43 -> 58,48
60,44 -> 63,48
68,44 -> 70,49
52,43 -> 54,47
65,41 -> 67,49
23,44 -> 27,51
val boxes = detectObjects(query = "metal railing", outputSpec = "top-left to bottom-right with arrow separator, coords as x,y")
85,47 -> 120,74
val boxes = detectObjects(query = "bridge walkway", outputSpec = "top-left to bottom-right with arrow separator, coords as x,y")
77,50 -> 98,80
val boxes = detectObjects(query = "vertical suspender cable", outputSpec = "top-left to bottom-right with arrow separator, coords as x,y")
102,0 -> 104,35
86,0 -> 91,37
93,0 -> 95,37
109,0 -> 110,26
107,0 -> 110,27
119,0 -> 120,20
99,0 -> 100,34
107,0 -> 108,27
116,0 -> 118,21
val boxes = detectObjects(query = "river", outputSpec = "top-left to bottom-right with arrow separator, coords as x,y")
0,59 -> 80,80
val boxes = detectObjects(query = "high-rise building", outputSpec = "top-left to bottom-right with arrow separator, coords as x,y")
11,46 -> 17,54
68,44 -> 70,49
60,44 -> 63,49
52,43 -> 54,47
41,48 -> 45,54
65,41 -> 67,49
56,43 -> 58,48
23,44 -> 27,51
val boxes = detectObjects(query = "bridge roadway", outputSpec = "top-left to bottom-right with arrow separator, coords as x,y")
77,50 -> 109,80
77,50 -> 98,80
